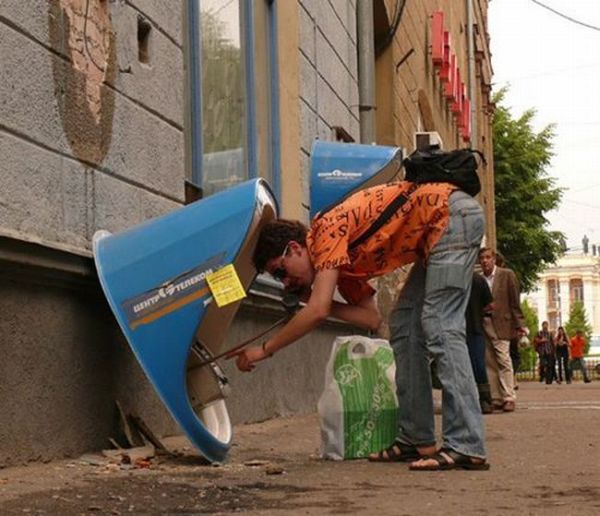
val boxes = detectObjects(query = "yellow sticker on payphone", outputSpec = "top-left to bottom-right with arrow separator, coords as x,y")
205,264 -> 246,307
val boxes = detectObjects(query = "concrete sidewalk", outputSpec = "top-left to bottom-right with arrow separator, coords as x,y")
1,382 -> 599,515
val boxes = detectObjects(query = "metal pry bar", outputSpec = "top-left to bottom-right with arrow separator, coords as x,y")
193,293 -> 300,368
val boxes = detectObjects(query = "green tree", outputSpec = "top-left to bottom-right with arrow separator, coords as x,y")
492,88 -> 564,292
565,300 -> 592,354
519,299 -> 538,372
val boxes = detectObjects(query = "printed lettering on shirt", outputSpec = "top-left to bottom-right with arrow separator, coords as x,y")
307,182 -> 457,300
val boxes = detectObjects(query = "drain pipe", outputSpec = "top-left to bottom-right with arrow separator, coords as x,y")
466,0 -> 477,146
183,1 -> 203,191
357,0 -> 376,144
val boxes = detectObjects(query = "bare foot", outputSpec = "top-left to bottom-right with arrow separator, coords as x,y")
409,449 -> 489,471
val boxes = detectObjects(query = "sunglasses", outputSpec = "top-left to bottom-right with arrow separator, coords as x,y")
271,244 -> 290,281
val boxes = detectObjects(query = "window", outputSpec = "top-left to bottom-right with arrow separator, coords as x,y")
547,279 -> 559,309
184,1 -> 280,200
200,1 -> 248,196
570,279 -> 584,303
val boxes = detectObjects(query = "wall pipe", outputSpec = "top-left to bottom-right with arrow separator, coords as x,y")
182,0 -> 203,189
467,0 -> 477,147
357,0 -> 376,144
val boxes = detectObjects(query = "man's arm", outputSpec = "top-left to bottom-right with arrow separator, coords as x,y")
230,268 -> 339,371
330,295 -> 382,332
266,267 -> 339,352
506,270 -> 527,332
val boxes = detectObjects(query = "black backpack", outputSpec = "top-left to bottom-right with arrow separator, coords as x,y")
402,147 -> 485,197
317,147 -> 486,251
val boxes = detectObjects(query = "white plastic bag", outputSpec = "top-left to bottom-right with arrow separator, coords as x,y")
317,335 -> 398,460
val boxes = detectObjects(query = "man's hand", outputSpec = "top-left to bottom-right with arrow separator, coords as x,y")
227,268 -> 339,373
227,344 -> 270,372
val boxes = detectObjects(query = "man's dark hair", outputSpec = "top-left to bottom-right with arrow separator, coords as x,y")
478,247 -> 495,257
495,251 -> 506,268
253,219 -> 308,271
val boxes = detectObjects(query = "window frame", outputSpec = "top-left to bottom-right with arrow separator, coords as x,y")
183,0 -> 281,200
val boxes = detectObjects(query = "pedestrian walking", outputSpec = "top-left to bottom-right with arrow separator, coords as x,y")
534,322 -> 556,385
569,330 -> 591,383
555,326 -> 571,384
479,248 -> 527,412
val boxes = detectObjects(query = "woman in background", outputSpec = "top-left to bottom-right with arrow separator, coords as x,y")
555,326 -> 571,384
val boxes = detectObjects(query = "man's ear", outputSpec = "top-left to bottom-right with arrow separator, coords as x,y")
288,240 -> 303,255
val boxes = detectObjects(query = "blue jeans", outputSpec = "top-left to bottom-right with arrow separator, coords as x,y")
389,191 -> 486,458
556,346 -> 571,382
540,354 -> 556,384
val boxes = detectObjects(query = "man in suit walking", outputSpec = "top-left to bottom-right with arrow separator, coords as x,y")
478,248 -> 527,412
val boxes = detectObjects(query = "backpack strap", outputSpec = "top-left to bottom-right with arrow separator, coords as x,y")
465,148 -> 487,165
349,183 -> 420,250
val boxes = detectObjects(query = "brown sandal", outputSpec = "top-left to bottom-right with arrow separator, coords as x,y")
409,448 -> 490,471
368,440 -> 422,462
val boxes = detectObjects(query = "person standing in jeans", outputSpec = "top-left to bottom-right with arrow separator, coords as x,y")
555,326 -> 571,384
570,330 -> 591,383
233,181 -> 489,470
534,321 -> 555,384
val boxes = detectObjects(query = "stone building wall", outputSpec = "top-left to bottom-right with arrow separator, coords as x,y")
0,0 -> 368,467
0,1 -> 184,251
297,0 -> 359,221
0,0 -> 186,467
0,0 -> 496,467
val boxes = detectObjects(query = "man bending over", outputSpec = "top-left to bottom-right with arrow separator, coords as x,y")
230,180 -> 488,471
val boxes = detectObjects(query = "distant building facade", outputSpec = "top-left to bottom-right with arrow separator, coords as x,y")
525,253 -> 600,335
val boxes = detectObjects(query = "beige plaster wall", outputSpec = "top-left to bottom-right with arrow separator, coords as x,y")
376,0 -> 496,245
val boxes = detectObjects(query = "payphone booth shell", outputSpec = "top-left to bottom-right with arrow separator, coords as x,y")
93,179 -> 278,463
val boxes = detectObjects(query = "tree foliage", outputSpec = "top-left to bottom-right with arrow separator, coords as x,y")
521,299 -> 539,338
492,88 -> 565,292
565,300 -> 592,354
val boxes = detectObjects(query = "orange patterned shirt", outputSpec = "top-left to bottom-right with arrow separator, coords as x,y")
306,181 -> 457,304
